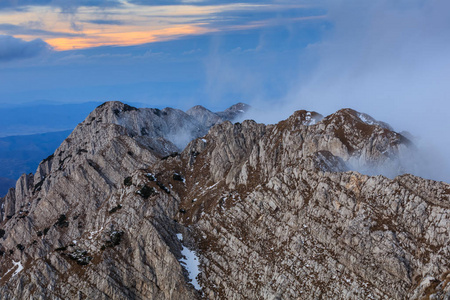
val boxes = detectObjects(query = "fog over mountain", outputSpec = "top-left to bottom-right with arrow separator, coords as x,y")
230,1 -> 450,183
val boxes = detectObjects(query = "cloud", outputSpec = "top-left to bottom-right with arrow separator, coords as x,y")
0,0 -> 271,11
240,0 -> 450,182
300,0 -> 450,181
127,0 -> 263,6
0,1 -> 320,50
0,0 -> 51,10
0,23 -> 84,37
0,0 -> 122,11
46,24 -> 212,50
84,19 -> 125,25
0,35 -> 53,61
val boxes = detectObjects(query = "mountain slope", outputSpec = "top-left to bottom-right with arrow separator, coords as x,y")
0,101 -> 449,299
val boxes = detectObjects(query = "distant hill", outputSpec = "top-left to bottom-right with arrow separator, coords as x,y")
0,130 -> 72,196
0,177 -> 15,197
0,102 -> 102,137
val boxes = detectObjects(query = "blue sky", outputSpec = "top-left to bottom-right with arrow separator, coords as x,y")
1,0 -> 450,181
0,0 -> 327,109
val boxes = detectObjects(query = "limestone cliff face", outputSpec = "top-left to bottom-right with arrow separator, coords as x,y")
0,101 -> 449,299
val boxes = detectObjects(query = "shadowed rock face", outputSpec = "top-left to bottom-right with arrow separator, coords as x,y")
0,101 -> 449,299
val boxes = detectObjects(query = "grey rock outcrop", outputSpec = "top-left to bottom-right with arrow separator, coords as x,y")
186,106 -> 224,128
0,101 -> 247,224
2,188 -> 15,220
186,103 -> 250,128
215,102 -> 251,120
0,101 -> 449,300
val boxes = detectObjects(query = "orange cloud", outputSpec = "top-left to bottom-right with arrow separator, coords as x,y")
1,3 -> 324,51
46,24 -> 213,51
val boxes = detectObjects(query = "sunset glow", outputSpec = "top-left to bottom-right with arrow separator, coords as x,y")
0,2 -> 309,50
46,24 -> 214,50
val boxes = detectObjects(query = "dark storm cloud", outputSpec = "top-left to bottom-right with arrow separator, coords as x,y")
0,35 -> 52,61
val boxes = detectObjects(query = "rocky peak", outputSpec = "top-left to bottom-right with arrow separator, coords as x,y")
215,102 -> 250,120
322,108 -> 397,139
0,101 -> 449,300
186,105 -> 223,128
90,101 -> 138,122
186,103 -> 251,128
315,108 -> 411,169
277,109 -> 323,129
223,102 -> 250,112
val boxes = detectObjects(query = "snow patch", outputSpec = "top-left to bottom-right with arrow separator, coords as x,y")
177,233 -> 201,290
304,111 -> 317,125
12,261 -> 23,277
205,182 -> 219,190
201,139 -> 207,143
2,260 -> 24,280
358,113 -> 375,125
146,173 -> 156,179
88,226 -> 104,240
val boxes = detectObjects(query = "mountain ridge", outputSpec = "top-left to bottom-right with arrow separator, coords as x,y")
0,101 -> 449,299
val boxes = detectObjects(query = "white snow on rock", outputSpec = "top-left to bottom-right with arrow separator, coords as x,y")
12,261 -> 23,277
358,113 -> 375,125
205,182 -> 219,191
201,139 -> 207,143
303,111 -> 318,125
88,226 -> 104,240
2,260 -> 25,280
176,233 -> 201,290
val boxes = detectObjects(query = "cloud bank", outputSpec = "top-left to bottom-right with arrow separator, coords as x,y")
0,0 -> 122,11
0,35 -> 52,61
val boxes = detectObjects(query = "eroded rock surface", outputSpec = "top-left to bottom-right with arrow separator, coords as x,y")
0,101 -> 449,299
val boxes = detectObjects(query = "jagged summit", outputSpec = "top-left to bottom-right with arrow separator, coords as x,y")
186,102 -> 250,128
325,108 -> 394,131
0,102 -> 449,299
216,102 -> 251,120
186,105 -> 223,128
277,109 -> 324,128
81,101 -> 250,152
